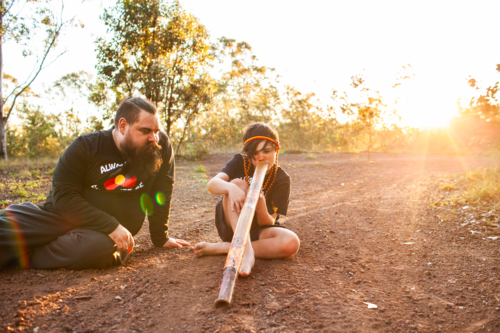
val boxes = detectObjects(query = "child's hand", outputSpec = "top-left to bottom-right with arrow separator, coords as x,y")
259,190 -> 265,201
228,183 -> 247,214
256,190 -> 267,211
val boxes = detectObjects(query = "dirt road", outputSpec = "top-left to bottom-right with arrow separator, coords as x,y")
1,153 -> 499,332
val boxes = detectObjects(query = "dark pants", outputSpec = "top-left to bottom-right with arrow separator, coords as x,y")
0,202 -> 128,270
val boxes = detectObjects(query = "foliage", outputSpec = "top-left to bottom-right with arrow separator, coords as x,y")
332,74 -> 392,159
183,37 -> 282,155
453,70 -> 500,152
3,2 -> 499,160
96,0 -> 216,143
7,103 -> 62,158
49,71 -> 108,136
279,86 -> 332,150
1,0 -> 73,160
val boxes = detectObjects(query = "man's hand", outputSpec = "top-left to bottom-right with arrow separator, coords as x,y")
163,238 -> 191,248
108,225 -> 135,253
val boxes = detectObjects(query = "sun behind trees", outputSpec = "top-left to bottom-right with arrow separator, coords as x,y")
2,0 -> 500,160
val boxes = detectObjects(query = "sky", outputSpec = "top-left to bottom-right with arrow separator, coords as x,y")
5,0 -> 500,128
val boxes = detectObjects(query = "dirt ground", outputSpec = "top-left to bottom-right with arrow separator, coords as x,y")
1,152 -> 500,333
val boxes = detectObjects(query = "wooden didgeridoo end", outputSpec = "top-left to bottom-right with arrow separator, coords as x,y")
214,266 -> 238,308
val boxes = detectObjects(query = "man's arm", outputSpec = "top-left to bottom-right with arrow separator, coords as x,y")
147,134 -> 190,248
51,137 -> 121,234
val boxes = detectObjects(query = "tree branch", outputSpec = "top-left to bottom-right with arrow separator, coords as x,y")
4,5 -> 67,123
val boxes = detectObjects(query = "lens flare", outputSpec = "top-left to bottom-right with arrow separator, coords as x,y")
5,209 -> 30,269
140,193 -> 154,216
156,192 -> 166,206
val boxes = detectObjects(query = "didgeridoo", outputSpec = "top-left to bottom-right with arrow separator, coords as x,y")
214,160 -> 268,307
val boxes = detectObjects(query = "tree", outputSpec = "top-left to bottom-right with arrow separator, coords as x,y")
193,38 -> 281,153
0,0 -> 70,160
332,74 -> 387,160
455,67 -> 500,150
280,86 -> 319,148
7,102 -> 61,158
96,0 -> 215,137
49,71 -> 104,139
216,38 -> 280,125
462,70 -> 500,124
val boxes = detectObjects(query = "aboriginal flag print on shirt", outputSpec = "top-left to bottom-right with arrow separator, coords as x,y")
104,174 -> 137,191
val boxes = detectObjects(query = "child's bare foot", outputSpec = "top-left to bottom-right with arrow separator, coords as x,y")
193,242 -> 229,257
239,246 -> 255,277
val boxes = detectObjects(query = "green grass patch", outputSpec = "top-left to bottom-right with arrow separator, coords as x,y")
194,165 -> 206,173
13,188 -> 29,198
29,194 -> 47,202
306,154 -> 317,160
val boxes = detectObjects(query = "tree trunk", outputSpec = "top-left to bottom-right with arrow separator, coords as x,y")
175,122 -> 189,156
0,26 -> 6,161
175,112 -> 194,156
0,120 -> 6,161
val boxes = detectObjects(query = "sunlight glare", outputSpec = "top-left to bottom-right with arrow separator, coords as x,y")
398,96 -> 457,129
393,66 -> 463,129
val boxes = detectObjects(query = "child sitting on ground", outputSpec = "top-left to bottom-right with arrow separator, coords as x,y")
193,123 -> 300,276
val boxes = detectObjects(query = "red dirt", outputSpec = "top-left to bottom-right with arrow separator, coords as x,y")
1,152 -> 500,333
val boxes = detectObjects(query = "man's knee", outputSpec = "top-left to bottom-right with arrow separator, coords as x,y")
31,228 -> 126,270
65,229 -> 127,270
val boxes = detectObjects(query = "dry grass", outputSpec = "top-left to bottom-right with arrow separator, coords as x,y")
430,166 -> 500,211
0,157 -> 59,172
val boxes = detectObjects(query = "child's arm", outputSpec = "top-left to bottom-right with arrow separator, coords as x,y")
254,192 -> 278,226
207,172 -> 247,214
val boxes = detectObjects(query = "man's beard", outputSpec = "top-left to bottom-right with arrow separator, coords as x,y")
120,136 -> 163,181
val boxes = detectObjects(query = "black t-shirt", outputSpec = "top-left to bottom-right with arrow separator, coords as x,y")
221,153 -> 290,219
43,128 -> 174,247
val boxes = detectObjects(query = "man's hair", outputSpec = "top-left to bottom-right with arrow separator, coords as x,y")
242,122 -> 279,159
114,97 -> 157,127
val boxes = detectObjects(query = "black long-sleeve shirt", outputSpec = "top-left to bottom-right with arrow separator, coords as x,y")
43,128 -> 174,247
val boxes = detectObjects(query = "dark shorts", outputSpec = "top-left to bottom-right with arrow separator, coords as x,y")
214,199 -> 285,242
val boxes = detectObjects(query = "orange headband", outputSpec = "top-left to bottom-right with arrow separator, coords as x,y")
244,136 -> 280,151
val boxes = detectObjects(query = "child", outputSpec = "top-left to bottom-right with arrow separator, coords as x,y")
194,123 -> 300,276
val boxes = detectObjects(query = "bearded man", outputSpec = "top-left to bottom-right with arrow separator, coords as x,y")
0,97 -> 190,270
